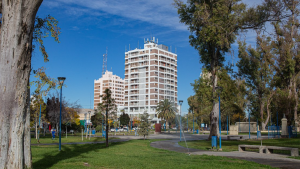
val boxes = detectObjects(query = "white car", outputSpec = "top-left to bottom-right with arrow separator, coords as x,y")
110,128 -> 115,132
118,128 -> 124,132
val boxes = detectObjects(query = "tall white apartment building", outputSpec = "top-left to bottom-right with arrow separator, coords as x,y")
94,71 -> 125,110
124,37 -> 178,123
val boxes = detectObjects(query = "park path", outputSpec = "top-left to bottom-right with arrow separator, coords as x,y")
149,134 -> 300,169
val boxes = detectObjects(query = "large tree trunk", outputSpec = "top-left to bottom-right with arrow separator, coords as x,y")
258,95 -> 265,129
0,1 -> 43,168
24,87 -> 32,168
209,64 -> 219,140
293,82 -> 298,125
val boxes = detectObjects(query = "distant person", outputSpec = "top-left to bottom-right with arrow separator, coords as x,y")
52,129 -> 56,140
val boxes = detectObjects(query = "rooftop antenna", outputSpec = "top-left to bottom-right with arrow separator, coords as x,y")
170,46 -> 172,52
175,47 -> 177,54
102,47 -> 108,76
129,44 -> 130,50
157,38 -> 158,44
125,45 -> 127,52
138,40 -> 139,49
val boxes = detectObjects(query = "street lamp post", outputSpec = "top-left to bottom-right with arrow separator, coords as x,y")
187,113 -> 188,132
192,109 -> 194,134
215,86 -> 222,151
88,111 -> 91,140
58,77 -> 66,151
179,100 -> 183,142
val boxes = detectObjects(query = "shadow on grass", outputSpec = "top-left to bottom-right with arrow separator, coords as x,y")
32,141 -> 126,168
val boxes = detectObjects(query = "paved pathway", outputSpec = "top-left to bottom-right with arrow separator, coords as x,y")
149,133 -> 300,169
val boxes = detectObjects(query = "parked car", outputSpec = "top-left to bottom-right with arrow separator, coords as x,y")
110,128 -> 115,132
118,128 -> 124,132
172,127 -> 177,130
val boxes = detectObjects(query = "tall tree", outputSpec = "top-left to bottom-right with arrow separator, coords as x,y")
175,0 -> 250,139
138,112 -> 150,140
0,1 -> 57,168
119,112 -> 130,126
271,0 -> 300,124
237,33 -> 274,129
156,99 -> 177,129
97,89 -> 117,147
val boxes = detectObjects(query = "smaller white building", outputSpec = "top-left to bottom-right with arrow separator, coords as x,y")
94,71 -> 125,110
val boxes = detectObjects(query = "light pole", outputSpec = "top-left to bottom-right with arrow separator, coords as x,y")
187,113 -> 188,132
192,109 -> 194,134
58,77 -> 66,151
249,105 -> 251,139
215,86 -> 222,150
179,100 -> 183,142
88,111 -> 91,140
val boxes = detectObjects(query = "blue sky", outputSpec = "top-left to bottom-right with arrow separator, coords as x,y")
31,0 -> 262,114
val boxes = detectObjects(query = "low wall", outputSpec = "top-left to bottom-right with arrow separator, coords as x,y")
235,122 -> 258,132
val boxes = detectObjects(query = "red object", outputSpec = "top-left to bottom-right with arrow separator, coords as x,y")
155,123 -> 161,133
49,124 -> 52,132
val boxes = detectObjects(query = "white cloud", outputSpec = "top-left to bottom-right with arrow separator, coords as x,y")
43,0 -> 188,31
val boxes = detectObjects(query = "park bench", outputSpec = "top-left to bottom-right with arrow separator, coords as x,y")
227,135 -> 243,140
265,146 -> 299,156
238,145 -> 266,153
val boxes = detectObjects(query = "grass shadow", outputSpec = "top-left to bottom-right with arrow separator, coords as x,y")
32,141 -> 127,168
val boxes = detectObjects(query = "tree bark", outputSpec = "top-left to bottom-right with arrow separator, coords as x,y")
24,87 -> 32,168
0,1 -> 43,168
293,82 -> 298,124
209,63 -> 219,140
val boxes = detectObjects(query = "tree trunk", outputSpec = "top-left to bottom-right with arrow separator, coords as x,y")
24,88 -> 32,168
259,96 -> 265,129
35,117 -> 38,139
293,82 -> 298,124
0,1 -> 43,168
106,110 -> 109,147
209,66 -> 219,140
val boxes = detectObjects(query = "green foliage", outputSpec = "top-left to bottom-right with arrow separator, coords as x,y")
98,88 -> 117,147
119,112 -> 130,126
33,15 -> 61,62
190,68 -> 247,124
174,0 -> 247,71
95,125 -> 102,132
156,99 -> 177,129
91,112 -> 104,127
138,112 -> 150,139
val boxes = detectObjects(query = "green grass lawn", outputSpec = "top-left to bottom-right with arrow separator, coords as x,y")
31,140 -> 274,169
178,138 -> 300,156
31,135 -> 119,144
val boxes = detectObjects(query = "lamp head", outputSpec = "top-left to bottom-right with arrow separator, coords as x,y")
179,100 -> 183,105
58,77 -> 66,86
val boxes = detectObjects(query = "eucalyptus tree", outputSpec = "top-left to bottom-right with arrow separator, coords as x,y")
237,34 -> 274,129
97,89 -> 117,147
0,1 -> 63,167
174,0 -> 253,139
270,0 -> 300,124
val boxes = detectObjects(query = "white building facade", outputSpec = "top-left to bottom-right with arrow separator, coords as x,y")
124,38 -> 178,124
94,71 -> 125,110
